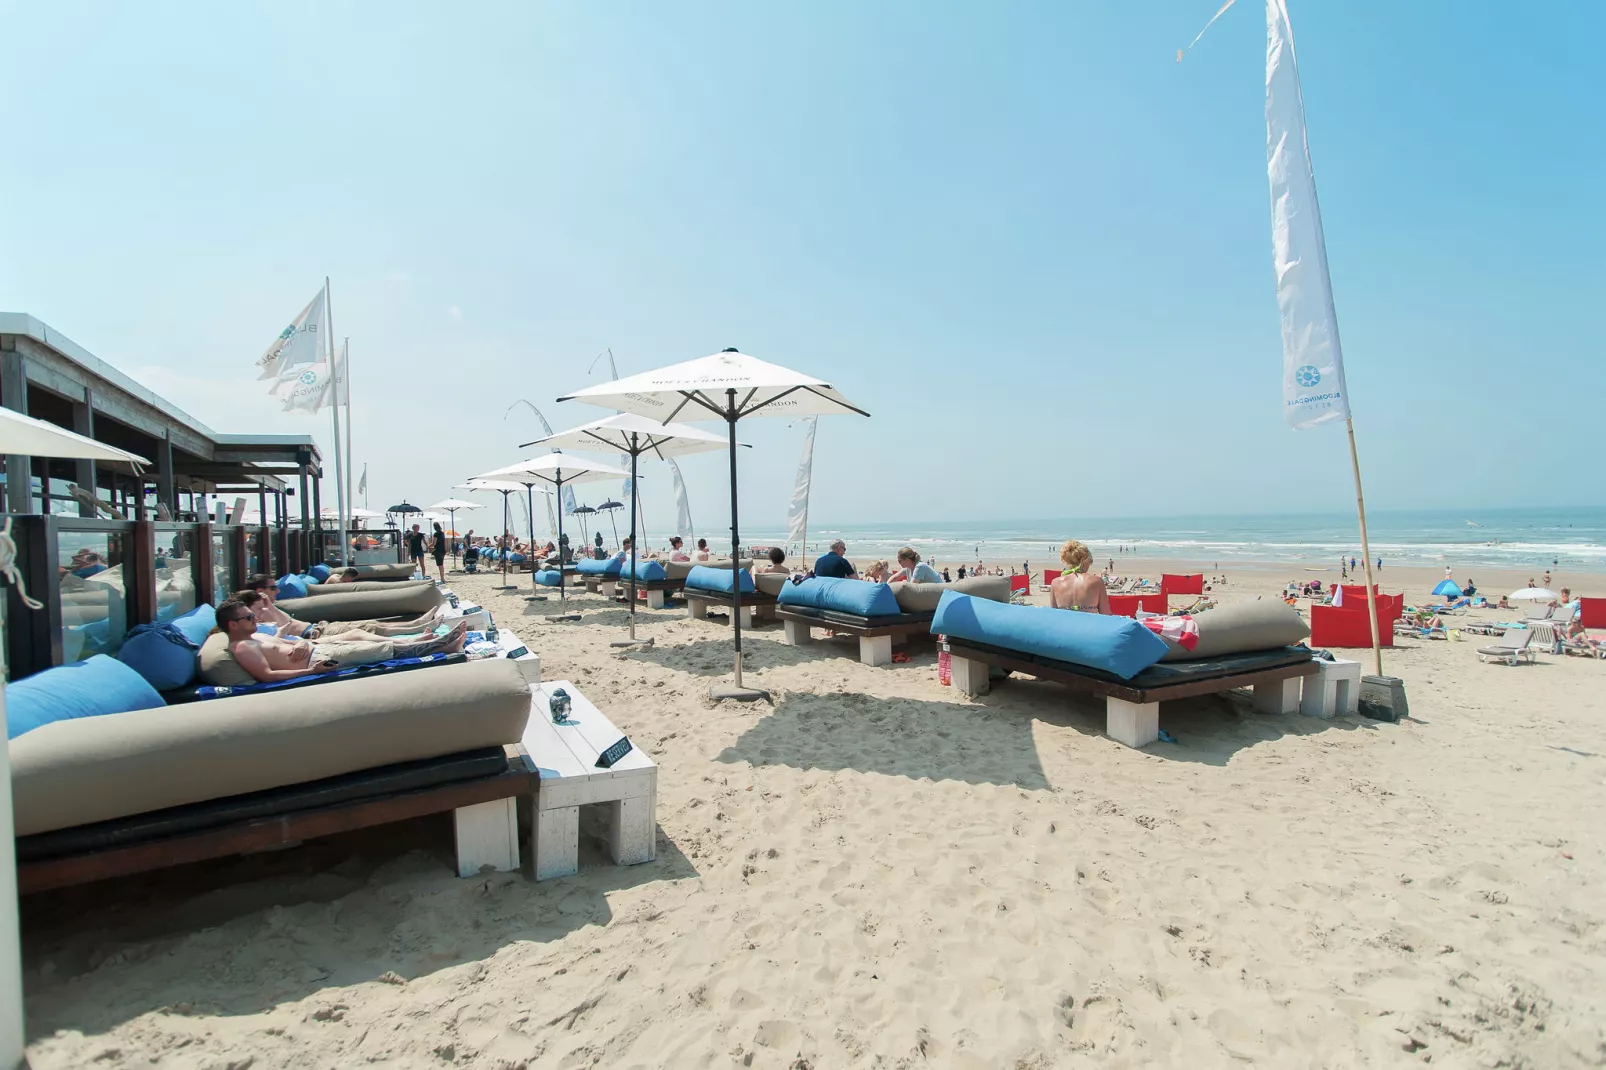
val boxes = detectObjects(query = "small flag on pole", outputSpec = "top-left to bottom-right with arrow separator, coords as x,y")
358,464 -> 367,495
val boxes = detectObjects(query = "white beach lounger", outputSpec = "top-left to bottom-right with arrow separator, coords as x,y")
1477,629 -> 1535,665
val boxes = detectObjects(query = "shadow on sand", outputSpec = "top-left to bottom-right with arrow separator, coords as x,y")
21,806 -> 697,1039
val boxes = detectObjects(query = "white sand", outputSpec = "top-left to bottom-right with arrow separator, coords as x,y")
19,566 -> 1606,1068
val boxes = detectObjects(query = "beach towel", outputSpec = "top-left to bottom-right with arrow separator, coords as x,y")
1139,614 -> 1200,652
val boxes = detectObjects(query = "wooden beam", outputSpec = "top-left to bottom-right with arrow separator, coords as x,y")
4,515 -> 62,677
2,350 -> 32,513
129,521 -> 157,626
195,522 -> 215,608
71,391 -> 96,517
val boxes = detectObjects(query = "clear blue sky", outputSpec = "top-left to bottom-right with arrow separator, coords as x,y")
2,1 -> 1600,537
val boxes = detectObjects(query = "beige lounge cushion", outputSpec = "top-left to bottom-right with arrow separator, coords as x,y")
302,579 -> 435,597
199,632 -> 254,687
288,582 -> 442,622
1158,600 -> 1311,662
352,562 -> 418,581
889,575 -> 1011,613
754,571 -> 789,597
664,558 -> 752,580
10,658 -> 531,837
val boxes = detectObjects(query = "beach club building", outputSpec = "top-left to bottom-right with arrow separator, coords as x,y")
0,313 -> 342,680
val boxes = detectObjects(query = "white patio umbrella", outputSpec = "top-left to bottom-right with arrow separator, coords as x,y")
1510,587 -> 1560,605
472,454 -> 627,616
525,413 -> 741,648
458,479 -> 530,590
0,409 -> 149,1058
427,498 -> 485,565
558,348 -> 867,700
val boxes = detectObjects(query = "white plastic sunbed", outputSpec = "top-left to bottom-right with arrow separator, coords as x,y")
1477,629 -> 1535,665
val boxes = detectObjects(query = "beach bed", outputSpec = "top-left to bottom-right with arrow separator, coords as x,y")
777,606 -> 933,666
946,640 -> 1318,749
686,588 -> 778,627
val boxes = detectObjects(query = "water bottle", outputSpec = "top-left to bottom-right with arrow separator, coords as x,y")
937,634 -> 952,686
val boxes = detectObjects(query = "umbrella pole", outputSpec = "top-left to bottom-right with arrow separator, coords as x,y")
612,437 -> 651,649
524,484 -> 543,600
449,508 -> 457,567
549,475 -> 580,622
711,390 -> 766,702
497,491 -> 513,589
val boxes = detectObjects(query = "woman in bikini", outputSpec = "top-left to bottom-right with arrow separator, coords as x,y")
1049,539 -> 1110,614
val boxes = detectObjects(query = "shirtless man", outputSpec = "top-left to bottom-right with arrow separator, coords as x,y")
201,599 -> 468,686
239,575 -> 442,639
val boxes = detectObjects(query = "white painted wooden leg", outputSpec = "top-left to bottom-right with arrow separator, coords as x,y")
737,605 -> 756,628
607,793 -> 656,866
687,598 -> 708,620
783,618 -> 814,646
533,804 -> 579,881
1334,674 -> 1358,715
647,589 -> 667,609
598,580 -> 617,598
1253,677 -> 1301,715
950,655 -> 989,697
1106,697 -> 1160,749
859,634 -> 893,667
453,797 -> 519,877
1299,674 -> 1336,719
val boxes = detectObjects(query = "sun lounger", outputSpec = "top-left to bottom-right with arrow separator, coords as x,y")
1477,629 -> 1535,665
778,575 -> 1012,667
683,567 -> 784,627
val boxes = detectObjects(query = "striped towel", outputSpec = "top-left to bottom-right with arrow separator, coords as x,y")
1139,614 -> 1200,652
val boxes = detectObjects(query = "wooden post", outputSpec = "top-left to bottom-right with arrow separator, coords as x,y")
232,526 -> 248,589
1345,418 -> 1383,677
195,522 -> 215,607
2,350 -> 31,514
5,514 -> 61,677
72,391 -> 96,517
130,521 -> 157,626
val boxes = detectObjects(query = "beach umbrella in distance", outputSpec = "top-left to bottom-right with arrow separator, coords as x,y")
1510,586 -> 1560,605
525,412 -> 740,649
597,501 -> 624,548
387,502 -> 422,514
558,348 -> 868,700
458,479 -> 530,590
472,454 -> 627,617
570,504 -> 596,547
427,497 -> 484,566
1431,580 -> 1462,599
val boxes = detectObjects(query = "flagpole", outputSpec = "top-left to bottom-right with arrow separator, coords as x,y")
1347,419 -> 1383,676
324,278 -> 348,566
343,336 -> 353,567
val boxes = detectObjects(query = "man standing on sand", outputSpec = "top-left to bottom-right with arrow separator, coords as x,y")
199,598 -> 468,687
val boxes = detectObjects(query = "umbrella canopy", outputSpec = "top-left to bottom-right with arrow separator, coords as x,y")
571,504 -> 596,515
426,498 -> 485,513
1431,580 -> 1462,598
522,411 -> 736,459
387,502 -> 423,514
597,500 -> 623,511
321,505 -> 384,519
1510,587 -> 1559,602
559,349 -> 866,698
556,349 -> 869,423
0,407 -> 149,468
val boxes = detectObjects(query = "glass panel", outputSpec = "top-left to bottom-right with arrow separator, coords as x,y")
213,530 -> 236,598
154,529 -> 198,621
56,528 -> 129,664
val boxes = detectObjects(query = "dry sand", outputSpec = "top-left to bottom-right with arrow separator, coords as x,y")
18,562 -> 1606,1068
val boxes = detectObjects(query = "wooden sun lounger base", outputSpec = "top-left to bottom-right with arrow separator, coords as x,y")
17,748 -> 538,894
627,579 -> 686,609
946,640 -> 1318,749
684,590 -> 778,627
776,606 -> 935,667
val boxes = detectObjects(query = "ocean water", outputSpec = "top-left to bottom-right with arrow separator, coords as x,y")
739,508 -> 1606,574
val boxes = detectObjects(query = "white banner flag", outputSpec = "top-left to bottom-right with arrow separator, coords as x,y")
357,463 -> 367,495
786,417 -> 817,547
280,338 -> 345,414
255,286 -> 326,387
1267,0 -> 1349,430
667,457 -> 694,539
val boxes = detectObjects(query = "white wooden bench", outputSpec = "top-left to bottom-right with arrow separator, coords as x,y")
521,680 -> 657,881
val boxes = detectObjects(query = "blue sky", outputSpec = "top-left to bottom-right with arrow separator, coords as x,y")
1,1 -> 1600,539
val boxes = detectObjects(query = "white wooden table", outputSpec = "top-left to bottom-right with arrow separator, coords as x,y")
481,625 -> 542,683
521,680 -> 657,881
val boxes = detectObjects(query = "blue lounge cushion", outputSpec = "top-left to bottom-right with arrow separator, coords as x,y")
171,603 -> 217,647
7,654 -> 166,739
308,563 -> 332,582
930,591 -> 1169,680
576,557 -> 624,576
276,573 -> 310,600
533,569 -> 563,586
628,559 -> 668,581
779,576 -> 900,617
116,603 -> 217,690
301,571 -> 321,585
687,565 -> 755,594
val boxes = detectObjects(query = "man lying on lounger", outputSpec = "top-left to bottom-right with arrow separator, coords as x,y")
240,574 -> 443,640
200,598 -> 468,687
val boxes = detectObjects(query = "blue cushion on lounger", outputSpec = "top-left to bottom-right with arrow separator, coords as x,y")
687,565 -> 755,594
116,603 -> 217,690
308,563 -> 331,582
7,655 -> 165,739
627,560 -> 668,581
276,573 -> 309,600
509,553 -> 526,564
534,569 -> 563,586
576,557 -> 623,576
930,591 -> 1168,680
779,576 -> 900,617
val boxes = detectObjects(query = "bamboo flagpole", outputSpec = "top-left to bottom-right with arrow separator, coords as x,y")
323,279 -> 349,566
1263,0 -> 1381,676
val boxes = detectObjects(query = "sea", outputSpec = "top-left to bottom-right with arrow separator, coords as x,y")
738,508 -> 1606,575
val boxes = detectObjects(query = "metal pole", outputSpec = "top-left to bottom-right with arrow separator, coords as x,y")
1346,417 -> 1383,677
324,280 -> 348,566
500,491 -> 510,588
628,437 -> 639,639
343,336 -> 353,565
524,483 -> 538,596
727,391 -> 744,687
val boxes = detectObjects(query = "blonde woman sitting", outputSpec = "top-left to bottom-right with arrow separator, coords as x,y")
1049,540 -> 1110,614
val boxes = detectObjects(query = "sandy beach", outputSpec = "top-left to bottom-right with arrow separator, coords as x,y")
18,561 -> 1606,1069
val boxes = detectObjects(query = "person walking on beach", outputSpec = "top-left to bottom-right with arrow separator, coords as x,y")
1543,569 -> 1552,588
430,521 -> 447,583
407,524 -> 427,576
